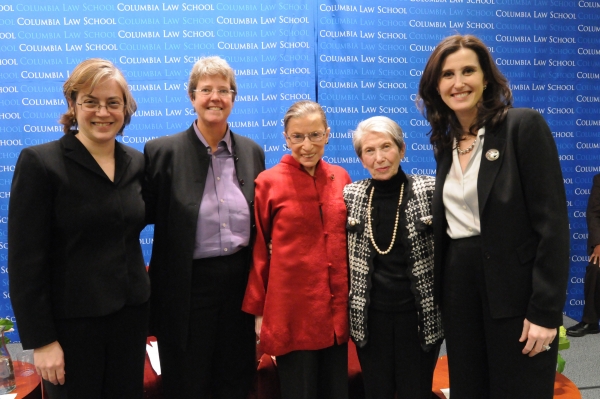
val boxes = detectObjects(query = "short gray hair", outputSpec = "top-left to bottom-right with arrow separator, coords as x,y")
283,100 -> 328,132
351,116 -> 405,158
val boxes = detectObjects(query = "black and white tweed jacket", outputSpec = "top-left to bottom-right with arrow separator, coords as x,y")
343,174 -> 444,350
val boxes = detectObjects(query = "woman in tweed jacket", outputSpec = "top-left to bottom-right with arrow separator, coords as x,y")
343,116 -> 443,399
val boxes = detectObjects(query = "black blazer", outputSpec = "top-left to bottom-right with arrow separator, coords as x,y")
433,108 -> 570,328
8,134 -> 150,350
587,174 -> 600,255
143,125 -> 265,348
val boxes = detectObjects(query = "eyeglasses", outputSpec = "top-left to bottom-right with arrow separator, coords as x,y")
193,88 -> 235,97
285,132 -> 326,144
77,100 -> 125,112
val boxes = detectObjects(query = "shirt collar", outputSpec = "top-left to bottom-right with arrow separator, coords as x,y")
371,165 -> 408,193
193,122 -> 233,154
281,154 -> 323,175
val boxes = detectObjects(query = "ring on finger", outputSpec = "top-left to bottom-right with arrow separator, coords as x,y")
543,344 -> 551,351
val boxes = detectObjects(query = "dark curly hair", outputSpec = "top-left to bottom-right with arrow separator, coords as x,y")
416,35 -> 513,153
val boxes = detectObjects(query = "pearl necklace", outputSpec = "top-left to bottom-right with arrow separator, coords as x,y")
456,137 -> 477,155
366,183 -> 404,255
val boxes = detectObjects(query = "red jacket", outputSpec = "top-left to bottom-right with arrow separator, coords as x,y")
243,155 -> 350,356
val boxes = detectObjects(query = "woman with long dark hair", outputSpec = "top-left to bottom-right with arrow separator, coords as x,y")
417,35 -> 569,398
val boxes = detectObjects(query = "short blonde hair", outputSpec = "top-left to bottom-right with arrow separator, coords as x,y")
60,58 -> 136,135
187,56 -> 238,102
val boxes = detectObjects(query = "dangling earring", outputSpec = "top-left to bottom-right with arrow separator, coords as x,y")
483,85 -> 487,90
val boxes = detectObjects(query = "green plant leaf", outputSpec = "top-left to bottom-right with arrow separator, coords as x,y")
0,318 -> 14,344
0,319 -> 13,330
557,353 -> 566,374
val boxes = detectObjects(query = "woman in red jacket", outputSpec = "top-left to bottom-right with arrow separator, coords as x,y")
243,100 -> 350,399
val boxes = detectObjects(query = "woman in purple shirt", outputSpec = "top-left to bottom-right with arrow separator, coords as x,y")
143,56 -> 265,399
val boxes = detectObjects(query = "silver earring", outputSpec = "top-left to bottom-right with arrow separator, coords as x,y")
483,85 -> 487,90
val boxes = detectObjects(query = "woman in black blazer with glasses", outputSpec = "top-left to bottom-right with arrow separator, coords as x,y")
8,59 -> 150,399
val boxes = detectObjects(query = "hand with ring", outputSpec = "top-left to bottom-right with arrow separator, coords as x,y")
519,319 -> 557,357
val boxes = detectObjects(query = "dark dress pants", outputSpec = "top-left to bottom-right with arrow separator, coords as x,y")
442,236 -> 557,399
582,260 -> 600,325
43,302 -> 150,399
158,249 -> 256,399
355,308 -> 439,399
276,342 -> 348,399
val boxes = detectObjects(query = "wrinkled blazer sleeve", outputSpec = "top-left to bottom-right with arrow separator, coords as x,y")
513,110 -> 569,327
8,147 -> 58,349
242,173 -> 272,316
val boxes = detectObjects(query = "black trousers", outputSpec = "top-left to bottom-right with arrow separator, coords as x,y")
43,302 -> 149,399
582,260 -> 600,325
276,343 -> 348,399
355,308 -> 439,399
442,237 -> 557,399
158,249 -> 256,399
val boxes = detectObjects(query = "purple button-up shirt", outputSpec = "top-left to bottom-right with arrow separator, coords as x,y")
193,123 -> 250,259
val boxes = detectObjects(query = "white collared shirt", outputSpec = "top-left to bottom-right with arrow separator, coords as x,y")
443,127 -> 486,239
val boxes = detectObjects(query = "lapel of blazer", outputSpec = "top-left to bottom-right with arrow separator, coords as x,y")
433,147 -> 452,222
402,173 -> 414,217
477,125 -> 507,216
184,126 -> 211,209
113,142 -> 132,186
62,134 -> 114,181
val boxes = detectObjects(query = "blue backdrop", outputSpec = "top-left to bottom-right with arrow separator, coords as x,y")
0,0 -> 598,341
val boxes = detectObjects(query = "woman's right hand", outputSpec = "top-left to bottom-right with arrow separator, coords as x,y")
255,315 -> 263,338
34,341 -> 65,385
591,245 -> 600,266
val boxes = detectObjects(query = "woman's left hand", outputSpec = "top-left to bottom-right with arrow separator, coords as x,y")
255,315 -> 263,338
519,319 -> 556,357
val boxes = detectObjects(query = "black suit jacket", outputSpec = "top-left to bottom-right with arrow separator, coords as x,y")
8,134 -> 150,350
433,108 -> 570,328
587,174 -> 600,255
143,125 -> 265,348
